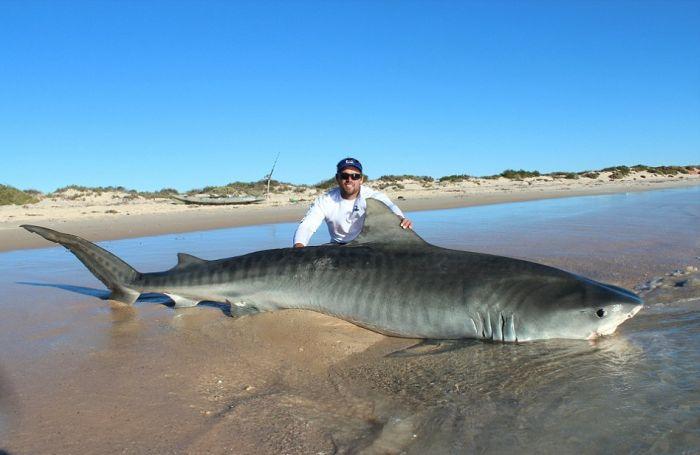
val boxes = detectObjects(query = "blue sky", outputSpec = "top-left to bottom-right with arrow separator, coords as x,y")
1,0 -> 698,192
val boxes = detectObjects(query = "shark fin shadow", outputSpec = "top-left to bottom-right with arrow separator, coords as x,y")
15,281 -> 238,318
16,281 -> 111,299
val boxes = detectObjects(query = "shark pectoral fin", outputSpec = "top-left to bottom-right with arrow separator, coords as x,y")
166,294 -> 200,308
227,300 -> 261,317
108,287 -> 140,305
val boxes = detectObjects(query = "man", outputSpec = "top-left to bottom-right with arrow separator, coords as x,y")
293,158 -> 413,247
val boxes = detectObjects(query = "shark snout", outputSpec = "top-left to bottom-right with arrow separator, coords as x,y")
588,302 -> 643,340
627,304 -> 643,318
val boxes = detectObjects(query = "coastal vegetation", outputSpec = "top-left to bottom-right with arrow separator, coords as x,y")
601,166 -> 632,180
549,171 -> 578,180
313,178 -> 338,189
438,174 -> 472,182
499,169 -> 541,179
377,174 -> 434,182
140,188 -> 179,198
52,185 -> 179,199
0,184 -> 40,205
186,179 -> 297,197
648,165 -> 692,175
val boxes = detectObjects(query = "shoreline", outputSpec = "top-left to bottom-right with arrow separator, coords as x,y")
2,176 -> 698,253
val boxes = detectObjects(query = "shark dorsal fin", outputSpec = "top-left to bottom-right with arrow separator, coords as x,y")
176,253 -> 206,268
349,198 -> 427,246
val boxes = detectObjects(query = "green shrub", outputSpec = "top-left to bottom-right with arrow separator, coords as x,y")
609,171 -> 629,180
313,177 -> 337,190
438,174 -> 471,182
54,184 -> 130,194
0,184 -> 40,205
653,166 -> 688,175
602,165 -> 630,175
187,179 -> 297,196
602,166 -> 631,180
378,174 -> 434,182
136,188 -> 173,198
499,169 -> 541,180
549,172 -> 578,180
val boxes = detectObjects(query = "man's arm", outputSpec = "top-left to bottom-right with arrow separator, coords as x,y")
293,199 -> 326,247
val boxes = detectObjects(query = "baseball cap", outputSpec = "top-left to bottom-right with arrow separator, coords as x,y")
336,158 -> 363,173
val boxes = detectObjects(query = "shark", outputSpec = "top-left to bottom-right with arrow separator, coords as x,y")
21,199 -> 643,342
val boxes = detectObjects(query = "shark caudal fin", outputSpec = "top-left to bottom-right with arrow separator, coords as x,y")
21,225 -> 142,304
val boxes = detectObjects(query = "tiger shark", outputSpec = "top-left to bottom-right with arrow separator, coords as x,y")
21,199 -> 643,342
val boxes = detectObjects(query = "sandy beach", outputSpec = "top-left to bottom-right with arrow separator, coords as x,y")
2,179 -> 699,454
2,168 -> 699,251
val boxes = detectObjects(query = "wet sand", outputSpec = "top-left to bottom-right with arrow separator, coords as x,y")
0,245 -> 391,453
1,300 -> 386,453
1,186 -> 700,453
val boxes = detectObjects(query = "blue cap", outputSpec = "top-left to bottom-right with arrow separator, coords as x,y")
336,157 -> 363,173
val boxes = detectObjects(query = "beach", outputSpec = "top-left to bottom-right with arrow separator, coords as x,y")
1,175 -> 700,454
2,168 -> 699,252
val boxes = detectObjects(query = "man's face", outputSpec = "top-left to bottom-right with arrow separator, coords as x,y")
336,166 -> 363,198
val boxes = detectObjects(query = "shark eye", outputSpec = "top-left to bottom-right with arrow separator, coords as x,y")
596,309 -> 606,318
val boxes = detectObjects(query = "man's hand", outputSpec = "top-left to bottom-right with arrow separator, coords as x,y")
400,218 -> 413,230
294,243 -> 305,248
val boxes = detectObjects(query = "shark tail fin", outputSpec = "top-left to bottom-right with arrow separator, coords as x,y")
21,225 -> 142,304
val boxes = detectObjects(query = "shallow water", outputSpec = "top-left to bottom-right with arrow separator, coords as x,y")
1,186 -> 699,453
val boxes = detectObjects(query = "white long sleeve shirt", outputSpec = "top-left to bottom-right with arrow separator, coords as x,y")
293,186 -> 405,246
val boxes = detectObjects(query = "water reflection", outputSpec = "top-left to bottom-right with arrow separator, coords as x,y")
335,333 -> 644,407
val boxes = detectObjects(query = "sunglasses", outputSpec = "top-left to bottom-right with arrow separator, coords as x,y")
338,172 -> 362,181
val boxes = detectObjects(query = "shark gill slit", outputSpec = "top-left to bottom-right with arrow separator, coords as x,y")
485,311 -> 492,339
468,317 -> 478,336
501,313 -> 506,342
479,312 -> 485,339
